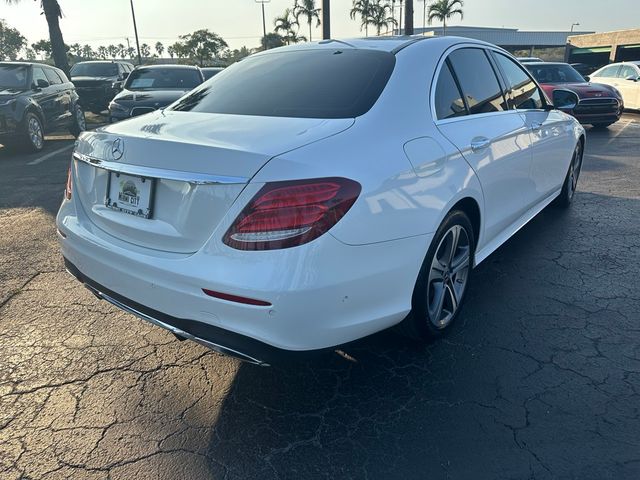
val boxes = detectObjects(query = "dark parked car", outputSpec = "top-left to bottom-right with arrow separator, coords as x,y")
525,62 -> 623,128
0,62 -> 85,152
70,60 -> 133,114
108,65 -> 204,122
201,66 -> 225,80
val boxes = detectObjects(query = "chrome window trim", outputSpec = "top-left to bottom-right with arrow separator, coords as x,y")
72,152 -> 249,185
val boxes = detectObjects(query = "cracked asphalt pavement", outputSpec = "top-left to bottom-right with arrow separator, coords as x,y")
1,114 -> 639,479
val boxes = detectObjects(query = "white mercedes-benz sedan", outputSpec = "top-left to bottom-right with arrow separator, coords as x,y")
57,37 -> 585,366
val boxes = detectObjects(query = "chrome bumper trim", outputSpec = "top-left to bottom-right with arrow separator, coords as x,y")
81,281 -> 269,366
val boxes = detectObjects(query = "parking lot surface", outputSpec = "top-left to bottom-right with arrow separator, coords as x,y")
1,115 -> 639,479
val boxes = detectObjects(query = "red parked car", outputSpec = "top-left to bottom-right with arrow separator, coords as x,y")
525,62 -> 623,128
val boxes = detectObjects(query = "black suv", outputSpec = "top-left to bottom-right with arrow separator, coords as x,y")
0,62 -> 85,152
70,60 -> 134,114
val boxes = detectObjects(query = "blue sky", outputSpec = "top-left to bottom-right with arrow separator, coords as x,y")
1,0 -> 638,51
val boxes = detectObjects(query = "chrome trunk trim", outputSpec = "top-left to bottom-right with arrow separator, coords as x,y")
73,152 -> 249,185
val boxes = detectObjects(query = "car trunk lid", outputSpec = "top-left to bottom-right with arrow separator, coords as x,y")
72,110 -> 354,253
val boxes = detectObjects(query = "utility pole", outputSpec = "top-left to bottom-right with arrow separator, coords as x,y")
129,0 -> 142,65
404,0 -> 413,36
399,0 -> 403,34
256,0 -> 270,41
422,0 -> 427,34
322,0 -> 330,40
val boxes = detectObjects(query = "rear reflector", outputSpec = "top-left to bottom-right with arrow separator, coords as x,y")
202,288 -> 272,307
64,164 -> 73,200
223,177 -> 361,250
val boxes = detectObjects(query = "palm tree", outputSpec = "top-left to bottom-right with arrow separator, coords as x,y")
294,0 -> 321,42
155,41 -> 164,57
5,0 -> 70,75
274,9 -> 299,45
427,0 -> 463,36
369,1 -> 396,36
350,0 -> 372,36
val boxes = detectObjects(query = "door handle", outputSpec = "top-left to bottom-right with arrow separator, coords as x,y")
470,137 -> 491,152
531,121 -> 543,132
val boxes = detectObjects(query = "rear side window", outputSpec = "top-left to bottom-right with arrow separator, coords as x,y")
493,53 -> 544,110
170,49 -> 396,119
434,61 -> 467,120
448,48 -> 507,115
593,65 -> 620,78
44,68 -> 63,85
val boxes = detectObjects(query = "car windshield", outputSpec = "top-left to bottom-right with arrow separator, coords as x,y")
169,49 -> 396,119
525,64 -> 585,84
125,68 -> 203,90
0,65 -> 29,90
70,63 -> 118,77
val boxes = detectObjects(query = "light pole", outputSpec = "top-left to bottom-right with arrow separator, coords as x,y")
255,0 -> 270,41
322,0 -> 330,40
129,0 -> 142,65
421,0 -> 427,34
571,22 -> 580,32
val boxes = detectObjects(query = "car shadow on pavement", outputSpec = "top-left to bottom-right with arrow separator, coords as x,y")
204,193 -> 640,480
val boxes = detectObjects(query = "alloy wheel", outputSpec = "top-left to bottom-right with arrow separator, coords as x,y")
28,116 -> 44,150
76,106 -> 86,131
568,142 -> 583,199
427,225 -> 471,329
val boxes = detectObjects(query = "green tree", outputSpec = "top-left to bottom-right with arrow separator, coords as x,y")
107,44 -> 118,59
5,0 -> 70,75
69,42 -> 81,57
220,46 -> 251,65
274,8 -> 305,45
261,32 -> 286,50
177,29 -> 228,66
294,0 -> 321,42
117,43 -> 126,58
155,41 -> 164,57
0,19 -> 26,61
126,47 -> 136,59
24,48 -> 36,61
31,39 -> 52,59
427,0 -> 463,36
167,45 -> 175,59
140,43 -> 151,58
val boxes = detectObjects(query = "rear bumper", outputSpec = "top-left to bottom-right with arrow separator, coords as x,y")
56,196 -> 429,357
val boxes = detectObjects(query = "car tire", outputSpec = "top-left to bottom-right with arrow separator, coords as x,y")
21,112 -> 45,153
553,141 -> 583,208
591,122 -> 614,129
69,104 -> 86,138
397,210 -> 475,341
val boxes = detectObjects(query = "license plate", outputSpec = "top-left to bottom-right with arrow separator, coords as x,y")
106,172 -> 154,218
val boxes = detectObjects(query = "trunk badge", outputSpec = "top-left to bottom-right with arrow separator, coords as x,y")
112,138 -> 124,160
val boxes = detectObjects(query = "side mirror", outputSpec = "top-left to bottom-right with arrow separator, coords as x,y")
583,75 -> 590,82
112,80 -> 123,90
552,89 -> 579,110
35,78 -> 49,89
625,75 -> 638,82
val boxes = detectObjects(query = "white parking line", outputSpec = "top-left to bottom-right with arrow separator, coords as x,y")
27,144 -> 74,166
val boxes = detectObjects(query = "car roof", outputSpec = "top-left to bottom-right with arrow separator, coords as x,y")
254,36 -> 501,57
0,61 -> 52,68
524,62 -> 571,66
133,64 -> 200,70
202,66 -> 224,70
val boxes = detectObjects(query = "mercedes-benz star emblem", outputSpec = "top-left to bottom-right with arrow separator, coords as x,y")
111,138 -> 124,160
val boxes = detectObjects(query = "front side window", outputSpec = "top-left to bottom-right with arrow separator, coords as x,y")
31,67 -> 49,87
170,49 -> 396,119
619,65 -> 638,79
593,65 -> 620,78
434,61 -> 467,120
0,65 -> 28,90
447,48 -> 507,115
494,53 -> 544,110
125,68 -> 203,90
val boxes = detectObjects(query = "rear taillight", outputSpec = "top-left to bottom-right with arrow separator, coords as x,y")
223,177 -> 361,250
64,165 -> 73,200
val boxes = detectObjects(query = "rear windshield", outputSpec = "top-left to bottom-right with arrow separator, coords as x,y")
170,49 -> 396,119
125,67 -> 203,90
71,63 -> 118,77
0,65 -> 28,90
525,64 -> 585,84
